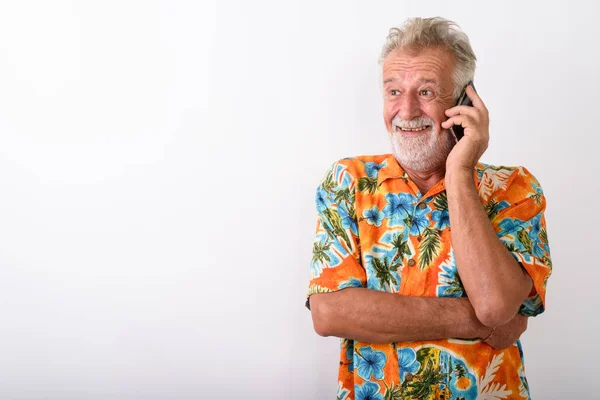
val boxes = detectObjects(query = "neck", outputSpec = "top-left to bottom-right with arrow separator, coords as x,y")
401,164 -> 446,195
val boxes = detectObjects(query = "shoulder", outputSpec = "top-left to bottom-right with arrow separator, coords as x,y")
476,162 -> 546,219
476,162 -> 544,199
320,154 -> 392,187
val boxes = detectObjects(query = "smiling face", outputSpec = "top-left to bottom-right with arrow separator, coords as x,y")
382,46 -> 458,172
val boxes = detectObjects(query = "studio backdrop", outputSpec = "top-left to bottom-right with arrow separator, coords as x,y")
0,0 -> 597,399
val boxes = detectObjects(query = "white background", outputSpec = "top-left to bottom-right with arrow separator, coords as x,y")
0,0 -> 597,399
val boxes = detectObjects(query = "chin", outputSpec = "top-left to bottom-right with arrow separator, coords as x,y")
389,128 -> 454,172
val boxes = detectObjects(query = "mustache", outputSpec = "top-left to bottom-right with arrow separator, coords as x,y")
391,115 -> 435,129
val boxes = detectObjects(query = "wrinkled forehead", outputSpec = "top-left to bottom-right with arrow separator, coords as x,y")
382,46 -> 455,85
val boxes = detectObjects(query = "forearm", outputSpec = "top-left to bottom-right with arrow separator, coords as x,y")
310,288 -> 490,343
445,169 -> 533,326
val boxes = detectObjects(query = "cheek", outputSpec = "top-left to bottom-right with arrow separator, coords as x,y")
424,104 -> 447,125
383,102 -> 396,126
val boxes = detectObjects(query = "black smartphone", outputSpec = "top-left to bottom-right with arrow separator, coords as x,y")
450,81 -> 476,141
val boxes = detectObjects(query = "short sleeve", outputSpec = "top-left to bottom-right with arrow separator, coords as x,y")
306,161 -> 367,310
487,167 -> 553,317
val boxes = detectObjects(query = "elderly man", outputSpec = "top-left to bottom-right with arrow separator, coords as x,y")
306,17 -> 551,400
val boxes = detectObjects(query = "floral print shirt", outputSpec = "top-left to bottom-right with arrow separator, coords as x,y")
307,154 -> 552,400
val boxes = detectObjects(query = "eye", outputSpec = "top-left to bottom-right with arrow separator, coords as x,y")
419,89 -> 433,96
390,89 -> 400,96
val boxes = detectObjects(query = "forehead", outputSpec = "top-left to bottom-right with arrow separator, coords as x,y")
382,46 -> 455,85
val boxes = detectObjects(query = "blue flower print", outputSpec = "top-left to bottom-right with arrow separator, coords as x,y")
397,348 -> 420,379
338,202 -> 359,235
315,186 -> 331,212
355,346 -> 387,380
363,206 -> 385,227
354,381 -> 384,400
383,193 -> 415,226
345,342 -> 354,373
431,209 -> 450,230
363,161 -> 387,179
499,213 -> 549,259
493,200 -> 511,216
497,217 -> 525,236
408,205 -> 431,236
529,212 -> 542,238
339,277 -> 364,289
531,241 -> 546,259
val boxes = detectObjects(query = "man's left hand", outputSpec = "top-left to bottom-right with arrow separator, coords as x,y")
442,85 -> 490,173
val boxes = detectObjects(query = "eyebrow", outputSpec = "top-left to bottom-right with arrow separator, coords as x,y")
419,78 -> 438,85
382,77 -> 439,85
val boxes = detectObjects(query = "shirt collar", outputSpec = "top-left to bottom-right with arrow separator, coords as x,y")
377,154 -> 482,197
377,154 -> 409,186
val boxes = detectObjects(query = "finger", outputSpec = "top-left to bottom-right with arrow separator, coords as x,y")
445,105 -> 480,119
466,85 -> 487,112
440,115 -> 473,130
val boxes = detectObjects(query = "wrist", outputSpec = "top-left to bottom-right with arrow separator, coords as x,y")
473,319 -> 494,341
482,326 -> 496,342
445,167 -> 476,191
457,298 -> 492,339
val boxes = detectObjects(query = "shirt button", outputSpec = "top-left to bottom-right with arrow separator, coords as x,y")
408,259 -> 416,267
418,203 -> 427,210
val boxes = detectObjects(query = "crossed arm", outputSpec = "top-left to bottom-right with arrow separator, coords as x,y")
310,172 -> 532,348
310,289 -> 490,343
309,288 -> 528,349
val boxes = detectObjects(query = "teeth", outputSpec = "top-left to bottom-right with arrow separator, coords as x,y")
398,126 -> 428,132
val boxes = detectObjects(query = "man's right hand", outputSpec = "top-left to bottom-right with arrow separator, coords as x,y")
483,314 -> 528,350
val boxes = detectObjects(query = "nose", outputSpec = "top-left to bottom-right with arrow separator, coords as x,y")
397,92 -> 421,121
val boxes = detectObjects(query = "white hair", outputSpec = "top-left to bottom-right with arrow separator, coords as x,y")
379,17 -> 477,100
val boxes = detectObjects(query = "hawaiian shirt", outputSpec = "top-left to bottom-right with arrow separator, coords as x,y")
306,154 -> 552,400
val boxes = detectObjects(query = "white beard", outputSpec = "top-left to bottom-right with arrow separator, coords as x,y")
389,119 -> 456,172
